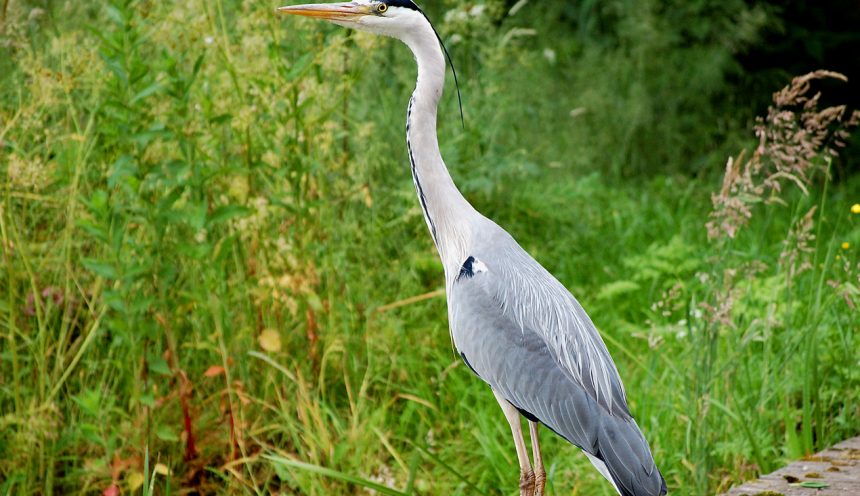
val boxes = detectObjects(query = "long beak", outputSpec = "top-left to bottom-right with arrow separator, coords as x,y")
276,2 -> 371,21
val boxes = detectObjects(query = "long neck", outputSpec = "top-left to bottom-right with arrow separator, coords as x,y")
403,25 -> 475,273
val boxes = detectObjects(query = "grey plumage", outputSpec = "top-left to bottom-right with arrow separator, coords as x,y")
277,2 -> 666,494
450,220 -> 666,495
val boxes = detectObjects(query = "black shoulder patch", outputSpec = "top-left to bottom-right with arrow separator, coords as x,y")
457,256 -> 476,281
456,255 -> 487,282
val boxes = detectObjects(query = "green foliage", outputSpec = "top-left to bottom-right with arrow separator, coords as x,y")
442,0 -> 770,177
1,0 -> 859,495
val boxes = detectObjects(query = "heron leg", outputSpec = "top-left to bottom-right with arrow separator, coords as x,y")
529,421 -> 546,496
493,390 -> 534,496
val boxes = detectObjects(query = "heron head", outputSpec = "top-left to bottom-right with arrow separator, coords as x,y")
278,0 -> 466,126
277,0 -> 427,40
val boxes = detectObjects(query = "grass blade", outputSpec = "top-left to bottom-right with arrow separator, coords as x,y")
262,454 -> 408,496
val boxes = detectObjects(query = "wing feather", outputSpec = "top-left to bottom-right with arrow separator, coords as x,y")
469,230 -> 631,419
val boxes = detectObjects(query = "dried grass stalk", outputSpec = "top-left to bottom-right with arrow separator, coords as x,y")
707,70 -> 860,241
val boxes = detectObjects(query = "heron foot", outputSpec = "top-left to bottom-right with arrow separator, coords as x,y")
519,468 -> 535,496
533,466 -> 546,496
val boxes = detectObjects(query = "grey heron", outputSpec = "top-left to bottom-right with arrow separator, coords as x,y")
277,2 -> 667,495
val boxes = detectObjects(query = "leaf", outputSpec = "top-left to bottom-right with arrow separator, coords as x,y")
248,351 -> 297,382
272,460 -> 291,481
130,82 -> 164,104
164,159 -> 190,182
107,155 -> 138,188
209,113 -> 232,125
156,425 -> 179,442
203,365 -> 225,377
101,57 -> 128,87
82,258 -> 117,279
72,389 -> 102,416
155,187 -> 183,215
306,292 -> 324,313
596,280 -> 641,300
126,471 -> 145,492
103,5 -> 125,27
154,463 -> 170,476
285,52 -> 314,81
259,329 -> 282,353
799,481 -> 829,488
263,455 -> 408,496
207,205 -> 252,226
149,356 -> 172,376
139,392 -> 155,408
76,219 -> 109,244
185,200 -> 209,230
103,290 -> 128,313
83,189 -> 109,214
191,53 -> 205,80
130,124 -> 170,148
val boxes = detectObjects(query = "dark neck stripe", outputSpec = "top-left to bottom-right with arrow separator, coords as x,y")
406,96 -> 438,246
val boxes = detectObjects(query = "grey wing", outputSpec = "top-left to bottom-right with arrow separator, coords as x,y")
449,228 -> 666,495
456,227 -> 630,419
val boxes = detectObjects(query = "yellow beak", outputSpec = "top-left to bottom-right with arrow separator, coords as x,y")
276,2 -> 371,21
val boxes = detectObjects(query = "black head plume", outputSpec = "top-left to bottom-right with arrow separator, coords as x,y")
383,0 -> 421,10
407,2 -> 466,129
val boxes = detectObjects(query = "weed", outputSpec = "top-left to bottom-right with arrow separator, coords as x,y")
1,2 -> 858,495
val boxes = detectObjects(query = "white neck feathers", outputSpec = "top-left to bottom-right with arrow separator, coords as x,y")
401,20 -> 475,278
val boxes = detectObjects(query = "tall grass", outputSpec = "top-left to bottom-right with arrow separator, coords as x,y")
1,0 -> 859,495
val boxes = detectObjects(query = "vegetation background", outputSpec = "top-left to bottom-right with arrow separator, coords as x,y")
1,0 -> 859,494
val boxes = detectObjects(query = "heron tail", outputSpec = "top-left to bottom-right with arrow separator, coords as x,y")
593,415 -> 667,496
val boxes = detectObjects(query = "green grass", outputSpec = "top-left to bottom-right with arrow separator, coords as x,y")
2,0 -> 859,494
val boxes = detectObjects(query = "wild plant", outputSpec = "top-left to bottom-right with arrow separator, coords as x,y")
690,71 -> 860,492
707,70 -> 860,241
2,0 -> 859,494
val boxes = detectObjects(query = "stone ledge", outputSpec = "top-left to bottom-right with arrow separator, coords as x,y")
722,437 -> 860,496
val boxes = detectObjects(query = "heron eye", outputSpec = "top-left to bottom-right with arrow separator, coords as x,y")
377,3 -> 388,13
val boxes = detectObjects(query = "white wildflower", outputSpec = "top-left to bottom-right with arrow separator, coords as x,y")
509,0 -> 529,16
6,153 -> 53,190
365,465 -> 396,495
444,10 -> 469,24
28,8 -> 46,22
